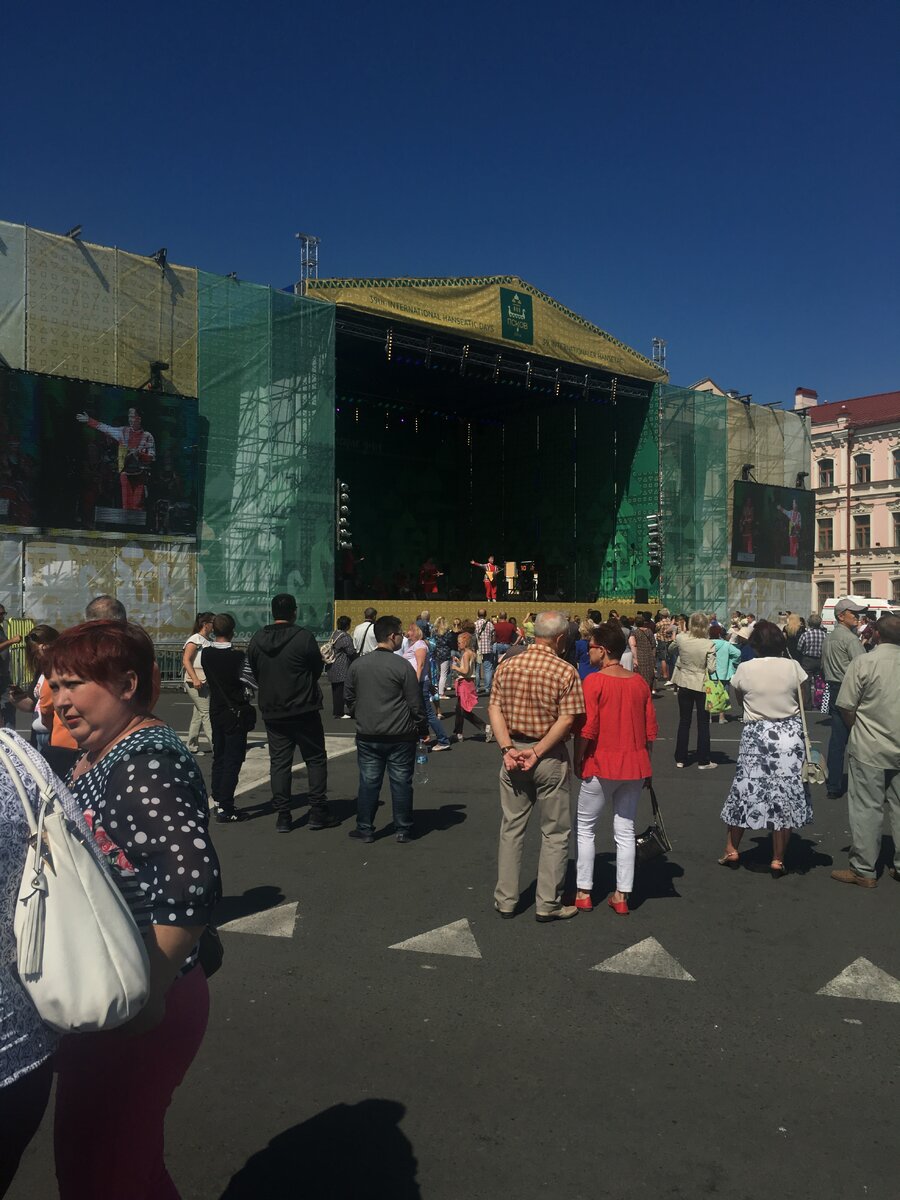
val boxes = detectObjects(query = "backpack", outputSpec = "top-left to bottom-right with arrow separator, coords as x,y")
0,731 -> 150,1032
320,631 -> 338,666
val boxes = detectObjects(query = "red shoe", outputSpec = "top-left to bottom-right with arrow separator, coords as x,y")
574,894 -> 593,911
607,895 -> 629,916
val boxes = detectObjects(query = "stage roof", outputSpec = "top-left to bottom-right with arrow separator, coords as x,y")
306,275 -> 667,383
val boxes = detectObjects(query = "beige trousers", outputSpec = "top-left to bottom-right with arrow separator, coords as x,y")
494,741 -> 572,914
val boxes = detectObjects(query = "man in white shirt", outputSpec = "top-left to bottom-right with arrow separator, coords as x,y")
353,608 -> 378,656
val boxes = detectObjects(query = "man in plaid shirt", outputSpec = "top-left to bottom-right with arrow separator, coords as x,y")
474,609 -> 496,694
488,612 -> 585,922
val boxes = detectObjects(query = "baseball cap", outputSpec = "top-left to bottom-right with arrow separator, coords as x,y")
834,597 -> 866,617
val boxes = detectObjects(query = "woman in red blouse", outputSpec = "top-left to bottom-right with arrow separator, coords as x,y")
573,624 -> 658,914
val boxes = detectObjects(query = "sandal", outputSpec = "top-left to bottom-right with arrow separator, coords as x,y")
717,852 -> 740,869
770,859 -> 786,879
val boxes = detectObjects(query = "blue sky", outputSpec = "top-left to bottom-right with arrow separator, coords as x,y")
5,1 -> 898,405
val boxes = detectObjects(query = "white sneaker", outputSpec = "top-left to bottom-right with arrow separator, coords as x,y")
340,714 -> 352,719
698,762 -> 718,771
484,724 -> 494,743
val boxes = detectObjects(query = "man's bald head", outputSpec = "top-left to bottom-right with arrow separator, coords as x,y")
86,594 -> 127,622
875,615 -> 900,646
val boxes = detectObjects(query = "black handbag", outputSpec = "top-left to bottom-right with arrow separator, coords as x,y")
197,926 -> 224,979
635,786 -> 672,864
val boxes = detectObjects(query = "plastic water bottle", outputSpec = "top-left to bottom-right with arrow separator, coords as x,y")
414,740 -> 429,786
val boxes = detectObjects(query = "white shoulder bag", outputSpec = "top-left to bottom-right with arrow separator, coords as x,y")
0,731 -> 150,1032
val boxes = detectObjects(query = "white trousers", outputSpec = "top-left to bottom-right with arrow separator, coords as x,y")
438,660 -> 451,694
576,776 -> 642,893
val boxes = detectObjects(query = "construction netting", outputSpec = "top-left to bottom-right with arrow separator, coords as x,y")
0,223 -> 197,394
659,385 -> 730,616
197,274 -> 335,636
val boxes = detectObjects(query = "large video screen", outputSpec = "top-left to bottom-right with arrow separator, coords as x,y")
731,480 -> 814,572
0,371 -> 199,538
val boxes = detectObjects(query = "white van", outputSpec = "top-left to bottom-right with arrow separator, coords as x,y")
821,596 -> 900,632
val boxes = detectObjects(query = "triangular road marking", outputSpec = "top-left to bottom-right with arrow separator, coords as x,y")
390,918 -> 482,959
817,957 -> 900,1003
592,936 -> 694,981
220,901 -> 298,939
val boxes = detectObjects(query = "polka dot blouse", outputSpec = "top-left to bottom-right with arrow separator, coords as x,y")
70,725 -> 222,934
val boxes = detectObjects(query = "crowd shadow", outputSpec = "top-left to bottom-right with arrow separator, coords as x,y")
219,1099 -> 421,1199
578,852 -> 684,912
214,885 -> 286,925
740,833 -> 833,876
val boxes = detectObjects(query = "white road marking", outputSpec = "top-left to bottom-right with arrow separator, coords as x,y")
390,918 -> 482,959
220,901 -> 299,939
232,735 -> 356,798
592,936 -> 695,981
817,958 -> 900,1003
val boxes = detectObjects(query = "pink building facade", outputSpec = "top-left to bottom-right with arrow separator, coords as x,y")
794,388 -> 900,611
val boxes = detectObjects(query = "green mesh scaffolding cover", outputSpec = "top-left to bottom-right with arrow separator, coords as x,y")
593,386 -> 658,600
658,384 -> 729,615
197,275 -> 335,636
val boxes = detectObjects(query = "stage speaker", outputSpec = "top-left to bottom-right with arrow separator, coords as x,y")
634,588 -> 649,605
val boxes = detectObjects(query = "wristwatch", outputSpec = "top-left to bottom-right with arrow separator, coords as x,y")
500,744 -> 514,754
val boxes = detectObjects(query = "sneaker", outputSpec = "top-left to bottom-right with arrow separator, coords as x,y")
535,906 -> 579,923
396,831 -> 412,843
340,714 -> 352,720
431,743 -> 451,752
275,812 -> 292,833
697,762 -> 718,771
308,813 -> 341,830
831,868 -> 877,888
484,724 -> 494,743
349,828 -> 375,843
216,808 -> 244,823
675,762 -> 685,768
888,866 -> 900,882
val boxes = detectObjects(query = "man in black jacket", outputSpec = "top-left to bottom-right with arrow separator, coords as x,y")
247,593 -> 338,834
202,612 -> 256,824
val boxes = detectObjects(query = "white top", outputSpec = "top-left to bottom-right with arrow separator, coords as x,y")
732,658 -> 807,722
183,632 -> 210,682
352,621 -> 378,655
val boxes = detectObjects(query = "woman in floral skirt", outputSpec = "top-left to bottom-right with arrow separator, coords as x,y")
719,620 -> 812,877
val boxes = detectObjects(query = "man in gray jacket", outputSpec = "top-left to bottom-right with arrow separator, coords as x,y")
344,615 -> 427,843
822,597 -> 866,798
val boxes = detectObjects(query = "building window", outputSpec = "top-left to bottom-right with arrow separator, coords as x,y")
854,453 -> 871,484
852,578 -> 871,599
853,515 -> 871,549
817,582 -> 833,611
818,458 -> 834,487
894,512 -> 900,547
817,518 -> 833,551
893,579 -> 900,605
894,449 -> 900,479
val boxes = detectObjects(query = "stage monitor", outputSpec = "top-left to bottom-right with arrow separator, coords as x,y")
731,480 -> 813,572
0,370 -> 199,539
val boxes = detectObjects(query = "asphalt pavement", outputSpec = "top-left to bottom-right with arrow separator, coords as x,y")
10,685 -> 899,1200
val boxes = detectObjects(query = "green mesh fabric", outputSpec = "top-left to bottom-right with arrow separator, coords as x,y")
197,274 -> 335,636
658,384 -> 729,616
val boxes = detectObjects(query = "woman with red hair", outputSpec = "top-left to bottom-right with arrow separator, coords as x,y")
46,620 -> 221,1200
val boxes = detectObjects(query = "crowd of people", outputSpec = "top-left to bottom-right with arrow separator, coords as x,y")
0,591 -> 898,1195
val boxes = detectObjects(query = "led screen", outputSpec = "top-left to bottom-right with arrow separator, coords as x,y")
731,480 -> 814,572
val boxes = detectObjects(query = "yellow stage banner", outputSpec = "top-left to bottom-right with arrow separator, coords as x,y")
306,276 -> 666,382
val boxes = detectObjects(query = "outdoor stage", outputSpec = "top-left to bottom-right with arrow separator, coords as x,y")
312,277 -> 666,607
332,595 -> 663,631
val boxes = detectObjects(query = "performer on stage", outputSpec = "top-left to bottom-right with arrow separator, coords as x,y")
76,406 -> 156,511
777,498 -> 802,558
471,554 -> 500,602
418,556 -> 444,597
739,494 -> 755,555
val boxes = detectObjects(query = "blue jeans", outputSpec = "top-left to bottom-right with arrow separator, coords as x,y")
478,653 -> 495,693
422,680 -> 449,746
826,682 -> 850,793
356,740 -> 415,832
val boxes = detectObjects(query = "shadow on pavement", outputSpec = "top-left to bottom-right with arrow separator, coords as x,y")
741,833 -> 833,876
215,885 -> 286,925
219,1098 -> 421,1199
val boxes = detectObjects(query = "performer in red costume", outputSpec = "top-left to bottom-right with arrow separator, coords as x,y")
418,557 -> 444,597
76,406 -> 156,511
471,554 -> 500,602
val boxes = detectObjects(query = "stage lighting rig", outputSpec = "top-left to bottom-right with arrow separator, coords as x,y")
151,247 -> 168,271
337,479 -> 352,548
795,471 -> 809,489
148,360 -> 169,391
646,513 -> 662,568
740,463 -> 755,481
226,272 -> 238,281
64,225 -> 83,239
